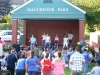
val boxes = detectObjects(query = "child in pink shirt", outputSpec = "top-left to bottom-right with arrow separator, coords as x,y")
52,51 -> 66,75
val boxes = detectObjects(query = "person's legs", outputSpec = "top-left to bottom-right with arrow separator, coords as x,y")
7,65 -> 11,75
16,69 -> 20,75
7,65 -> 14,75
77,71 -> 82,75
84,63 -> 88,75
30,43 -> 33,49
28,71 -> 32,75
11,67 -> 15,75
63,43 -> 65,48
48,42 -> 50,47
65,43 -> 68,48
41,73 -> 51,75
72,71 -> 77,75
31,71 -> 37,75
19,69 -> 25,75
54,42 -> 56,47
55,42 -> 58,48
42,40 -> 45,48
57,42 -> 58,48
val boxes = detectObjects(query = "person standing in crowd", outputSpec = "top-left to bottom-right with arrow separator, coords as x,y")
25,48 -> 31,58
34,36 -> 37,46
41,52 -> 52,75
25,51 -> 39,75
90,62 -> 100,75
6,49 -> 17,75
1,55 -> 6,67
42,33 -> 46,48
89,51 -> 93,65
54,34 -> 59,48
69,46 -> 85,75
33,45 -> 39,58
82,48 -> 90,75
68,47 -> 75,75
62,47 -> 68,63
29,35 -> 36,49
52,51 -> 66,75
16,55 -> 26,75
45,34 -> 51,47
68,31 -> 73,47
63,35 -> 69,48
96,48 -> 100,64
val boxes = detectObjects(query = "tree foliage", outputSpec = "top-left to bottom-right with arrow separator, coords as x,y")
0,0 -> 12,16
4,14 -> 11,24
68,0 -> 100,32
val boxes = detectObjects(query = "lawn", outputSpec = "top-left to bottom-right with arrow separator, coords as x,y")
64,63 -> 95,75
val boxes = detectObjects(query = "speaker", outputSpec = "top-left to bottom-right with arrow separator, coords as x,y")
12,44 -> 20,53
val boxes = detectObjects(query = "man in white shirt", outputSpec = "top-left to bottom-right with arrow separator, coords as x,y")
69,46 -> 85,75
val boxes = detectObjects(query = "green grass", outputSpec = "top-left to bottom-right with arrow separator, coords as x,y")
64,63 -> 95,75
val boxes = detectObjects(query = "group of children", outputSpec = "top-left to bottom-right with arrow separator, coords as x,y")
29,31 -> 74,50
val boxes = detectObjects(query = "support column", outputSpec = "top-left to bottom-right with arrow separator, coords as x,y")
23,20 -> 27,45
12,19 -> 18,44
79,20 -> 85,41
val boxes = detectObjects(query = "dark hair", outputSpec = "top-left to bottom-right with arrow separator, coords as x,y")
44,52 -> 49,59
99,47 -> 100,51
31,51 -> 34,58
2,55 -> 5,58
57,51 -> 62,58
21,55 -> 25,58
75,46 -> 80,51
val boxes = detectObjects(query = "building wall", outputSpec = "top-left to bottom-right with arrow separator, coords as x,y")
26,20 -> 79,46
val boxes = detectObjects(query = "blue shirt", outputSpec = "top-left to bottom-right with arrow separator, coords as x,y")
16,58 -> 26,69
25,56 -> 39,71
1,58 -> 5,66
82,52 -> 90,63
67,51 -> 75,56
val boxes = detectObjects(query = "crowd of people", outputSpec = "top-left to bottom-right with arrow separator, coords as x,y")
0,44 -> 100,75
0,31 -> 100,75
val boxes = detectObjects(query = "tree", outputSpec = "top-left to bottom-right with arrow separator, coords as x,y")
4,14 -> 11,24
68,0 -> 100,32
0,0 -> 12,16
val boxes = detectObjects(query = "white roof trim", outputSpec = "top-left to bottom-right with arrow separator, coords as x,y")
10,0 -> 33,14
63,0 -> 86,14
